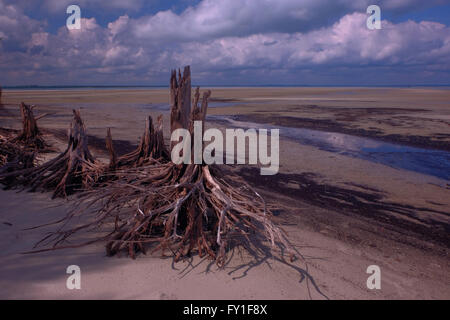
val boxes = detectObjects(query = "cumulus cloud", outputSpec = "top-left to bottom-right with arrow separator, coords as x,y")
166,12 -> 450,77
118,0 -> 444,41
0,1 -> 44,52
1,0 -> 450,85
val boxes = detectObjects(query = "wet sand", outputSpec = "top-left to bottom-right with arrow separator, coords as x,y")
0,87 -> 449,299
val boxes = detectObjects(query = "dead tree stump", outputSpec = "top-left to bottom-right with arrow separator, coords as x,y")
0,103 -> 49,182
1,109 -> 101,198
170,66 -> 192,149
31,66 -> 293,266
12,102 -> 46,150
105,128 -> 117,170
112,115 -> 169,168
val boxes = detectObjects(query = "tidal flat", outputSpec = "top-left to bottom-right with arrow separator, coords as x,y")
0,87 -> 449,299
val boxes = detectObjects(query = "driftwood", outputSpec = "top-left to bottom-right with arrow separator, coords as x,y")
29,66 -> 293,266
1,109 -> 101,198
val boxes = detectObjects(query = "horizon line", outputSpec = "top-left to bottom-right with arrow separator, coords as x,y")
3,84 -> 450,89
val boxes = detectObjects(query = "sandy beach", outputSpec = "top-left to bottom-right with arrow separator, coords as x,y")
0,87 -> 449,300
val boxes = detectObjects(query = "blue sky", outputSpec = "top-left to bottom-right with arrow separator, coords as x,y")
384,3 -> 450,25
1,0 -> 450,86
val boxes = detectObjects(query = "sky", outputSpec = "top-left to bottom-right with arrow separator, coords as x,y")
1,0 -> 450,86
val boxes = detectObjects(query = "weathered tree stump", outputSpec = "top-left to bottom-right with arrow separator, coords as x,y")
0,103 -> 50,184
1,109 -> 101,198
31,66 -> 293,266
105,128 -> 117,170
111,115 -> 169,168
12,102 -> 46,150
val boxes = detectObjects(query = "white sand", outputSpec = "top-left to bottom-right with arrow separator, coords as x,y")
0,189 -> 448,300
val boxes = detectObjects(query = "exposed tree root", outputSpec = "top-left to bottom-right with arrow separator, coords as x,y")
0,134 -> 35,185
35,162 -> 292,266
28,66 -> 295,266
1,109 -> 102,198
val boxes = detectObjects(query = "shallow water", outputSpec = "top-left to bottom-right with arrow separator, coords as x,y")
210,115 -> 450,181
52,103 -> 450,181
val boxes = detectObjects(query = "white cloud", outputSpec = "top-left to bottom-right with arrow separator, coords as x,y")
1,0 -> 450,85
170,13 -> 450,70
115,0 -> 449,41
0,1 -> 44,50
